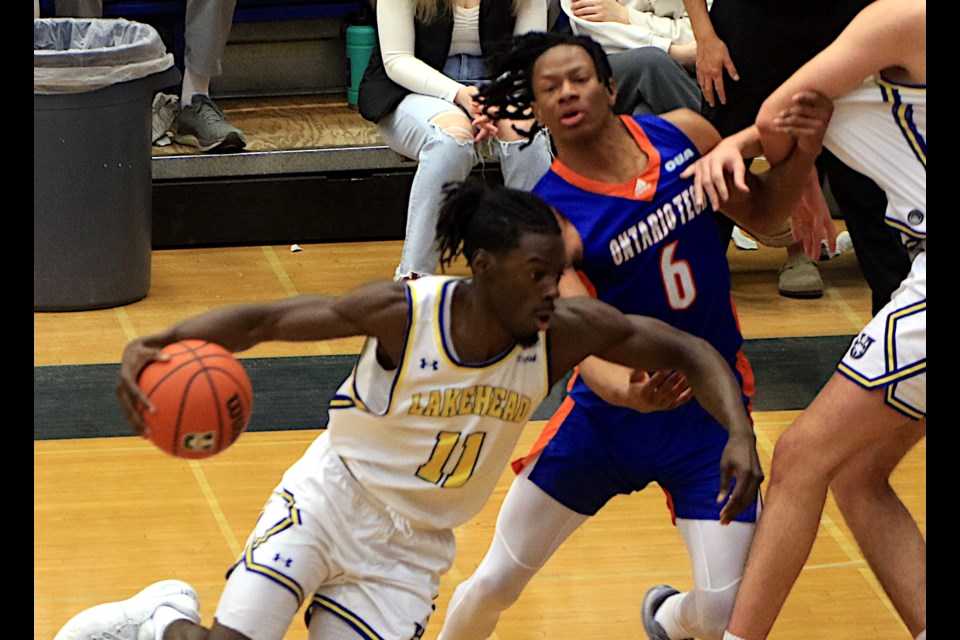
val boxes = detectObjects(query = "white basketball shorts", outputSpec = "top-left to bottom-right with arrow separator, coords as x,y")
215,432 -> 456,640
838,251 -> 926,419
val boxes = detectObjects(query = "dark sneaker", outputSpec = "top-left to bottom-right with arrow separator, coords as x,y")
174,94 -> 246,153
641,584 -> 691,640
53,579 -> 200,640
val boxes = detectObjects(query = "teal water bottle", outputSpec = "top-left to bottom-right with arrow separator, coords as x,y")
346,8 -> 376,107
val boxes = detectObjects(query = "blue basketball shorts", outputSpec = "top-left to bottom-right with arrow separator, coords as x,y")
525,396 -> 759,523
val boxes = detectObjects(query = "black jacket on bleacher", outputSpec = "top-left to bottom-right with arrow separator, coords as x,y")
357,0 -> 517,124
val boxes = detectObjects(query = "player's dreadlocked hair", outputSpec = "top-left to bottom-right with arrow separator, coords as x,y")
435,180 -> 560,271
478,31 -> 614,142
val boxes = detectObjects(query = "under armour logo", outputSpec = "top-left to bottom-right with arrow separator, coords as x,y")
420,358 -> 438,370
849,334 -> 875,359
273,553 -> 294,568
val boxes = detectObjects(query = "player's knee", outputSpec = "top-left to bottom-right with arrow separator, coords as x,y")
829,461 -> 891,510
769,425 -> 825,480
478,572 -> 527,609
465,564 -> 531,610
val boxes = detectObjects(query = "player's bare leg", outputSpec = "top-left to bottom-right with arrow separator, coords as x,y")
829,418 -> 926,636
725,374 -> 914,639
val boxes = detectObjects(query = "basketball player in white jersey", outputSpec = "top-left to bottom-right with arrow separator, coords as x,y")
54,181 -> 763,640
680,1 -> 925,637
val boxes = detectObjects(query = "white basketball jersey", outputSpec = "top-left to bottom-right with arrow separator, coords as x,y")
328,276 -> 551,529
824,75 -> 926,252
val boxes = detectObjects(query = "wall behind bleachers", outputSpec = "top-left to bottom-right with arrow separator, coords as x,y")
214,18 -> 352,98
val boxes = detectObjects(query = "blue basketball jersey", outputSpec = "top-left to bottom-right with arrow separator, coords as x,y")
534,115 -> 747,408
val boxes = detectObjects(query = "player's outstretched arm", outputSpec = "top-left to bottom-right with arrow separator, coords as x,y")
138,281 -> 406,353
557,266 -> 692,413
116,280 -> 409,434
671,103 -> 829,248
756,0 -> 925,168
549,298 -> 763,522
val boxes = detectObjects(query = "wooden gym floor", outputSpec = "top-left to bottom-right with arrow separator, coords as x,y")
35,96 -> 925,638
34,230 -> 925,640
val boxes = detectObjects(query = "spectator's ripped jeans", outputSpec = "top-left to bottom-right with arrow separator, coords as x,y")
377,53 -> 553,279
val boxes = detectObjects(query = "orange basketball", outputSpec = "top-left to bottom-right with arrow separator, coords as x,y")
137,340 -> 254,459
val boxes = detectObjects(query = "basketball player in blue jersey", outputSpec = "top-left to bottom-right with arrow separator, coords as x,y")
55,182 -> 764,640
681,1 -> 926,638
436,32 -> 828,640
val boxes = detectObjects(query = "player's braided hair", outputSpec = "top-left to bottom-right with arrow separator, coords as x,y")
435,180 -> 560,271
478,31 -> 614,142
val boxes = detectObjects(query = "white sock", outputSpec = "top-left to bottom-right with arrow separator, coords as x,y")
151,604 -> 195,640
655,592 -> 690,638
723,633 -> 749,640
181,69 -> 212,106
915,631 -> 926,640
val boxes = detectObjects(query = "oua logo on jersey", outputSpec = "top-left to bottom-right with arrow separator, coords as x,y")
407,385 -> 533,423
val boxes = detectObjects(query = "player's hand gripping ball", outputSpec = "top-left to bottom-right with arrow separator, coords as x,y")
137,340 -> 254,459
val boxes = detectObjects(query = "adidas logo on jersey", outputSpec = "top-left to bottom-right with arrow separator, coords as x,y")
634,178 -> 652,197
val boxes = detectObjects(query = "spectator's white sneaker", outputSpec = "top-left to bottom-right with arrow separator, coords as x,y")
820,230 -> 854,260
732,226 -> 759,250
53,579 -> 200,640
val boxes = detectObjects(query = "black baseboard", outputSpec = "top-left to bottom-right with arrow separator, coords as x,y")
152,169 -> 413,248
151,165 -> 507,248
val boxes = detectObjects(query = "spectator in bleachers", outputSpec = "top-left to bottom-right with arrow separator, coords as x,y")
559,0 -> 702,117
357,0 -> 553,281
55,0 -> 246,153
683,0 -> 912,304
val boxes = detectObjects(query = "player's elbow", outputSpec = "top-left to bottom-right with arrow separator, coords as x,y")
666,332 -> 712,374
755,99 -> 779,136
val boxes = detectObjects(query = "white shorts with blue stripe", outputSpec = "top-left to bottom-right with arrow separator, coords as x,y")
838,251 -> 926,419
215,432 -> 455,640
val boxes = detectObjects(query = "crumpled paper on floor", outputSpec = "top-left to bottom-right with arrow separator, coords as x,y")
152,92 -> 179,146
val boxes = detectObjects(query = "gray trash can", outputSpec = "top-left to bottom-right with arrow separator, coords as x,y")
34,18 -> 180,311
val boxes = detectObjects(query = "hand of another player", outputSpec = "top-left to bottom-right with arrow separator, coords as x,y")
696,34 -> 738,107
789,168 -> 837,259
621,369 -> 693,413
773,90 -> 834,156
471,113 -> 499,142
680,134 -> 750,211
570,0 -> 629,23
116,339 -> 169,437
716,431 -> 764,524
